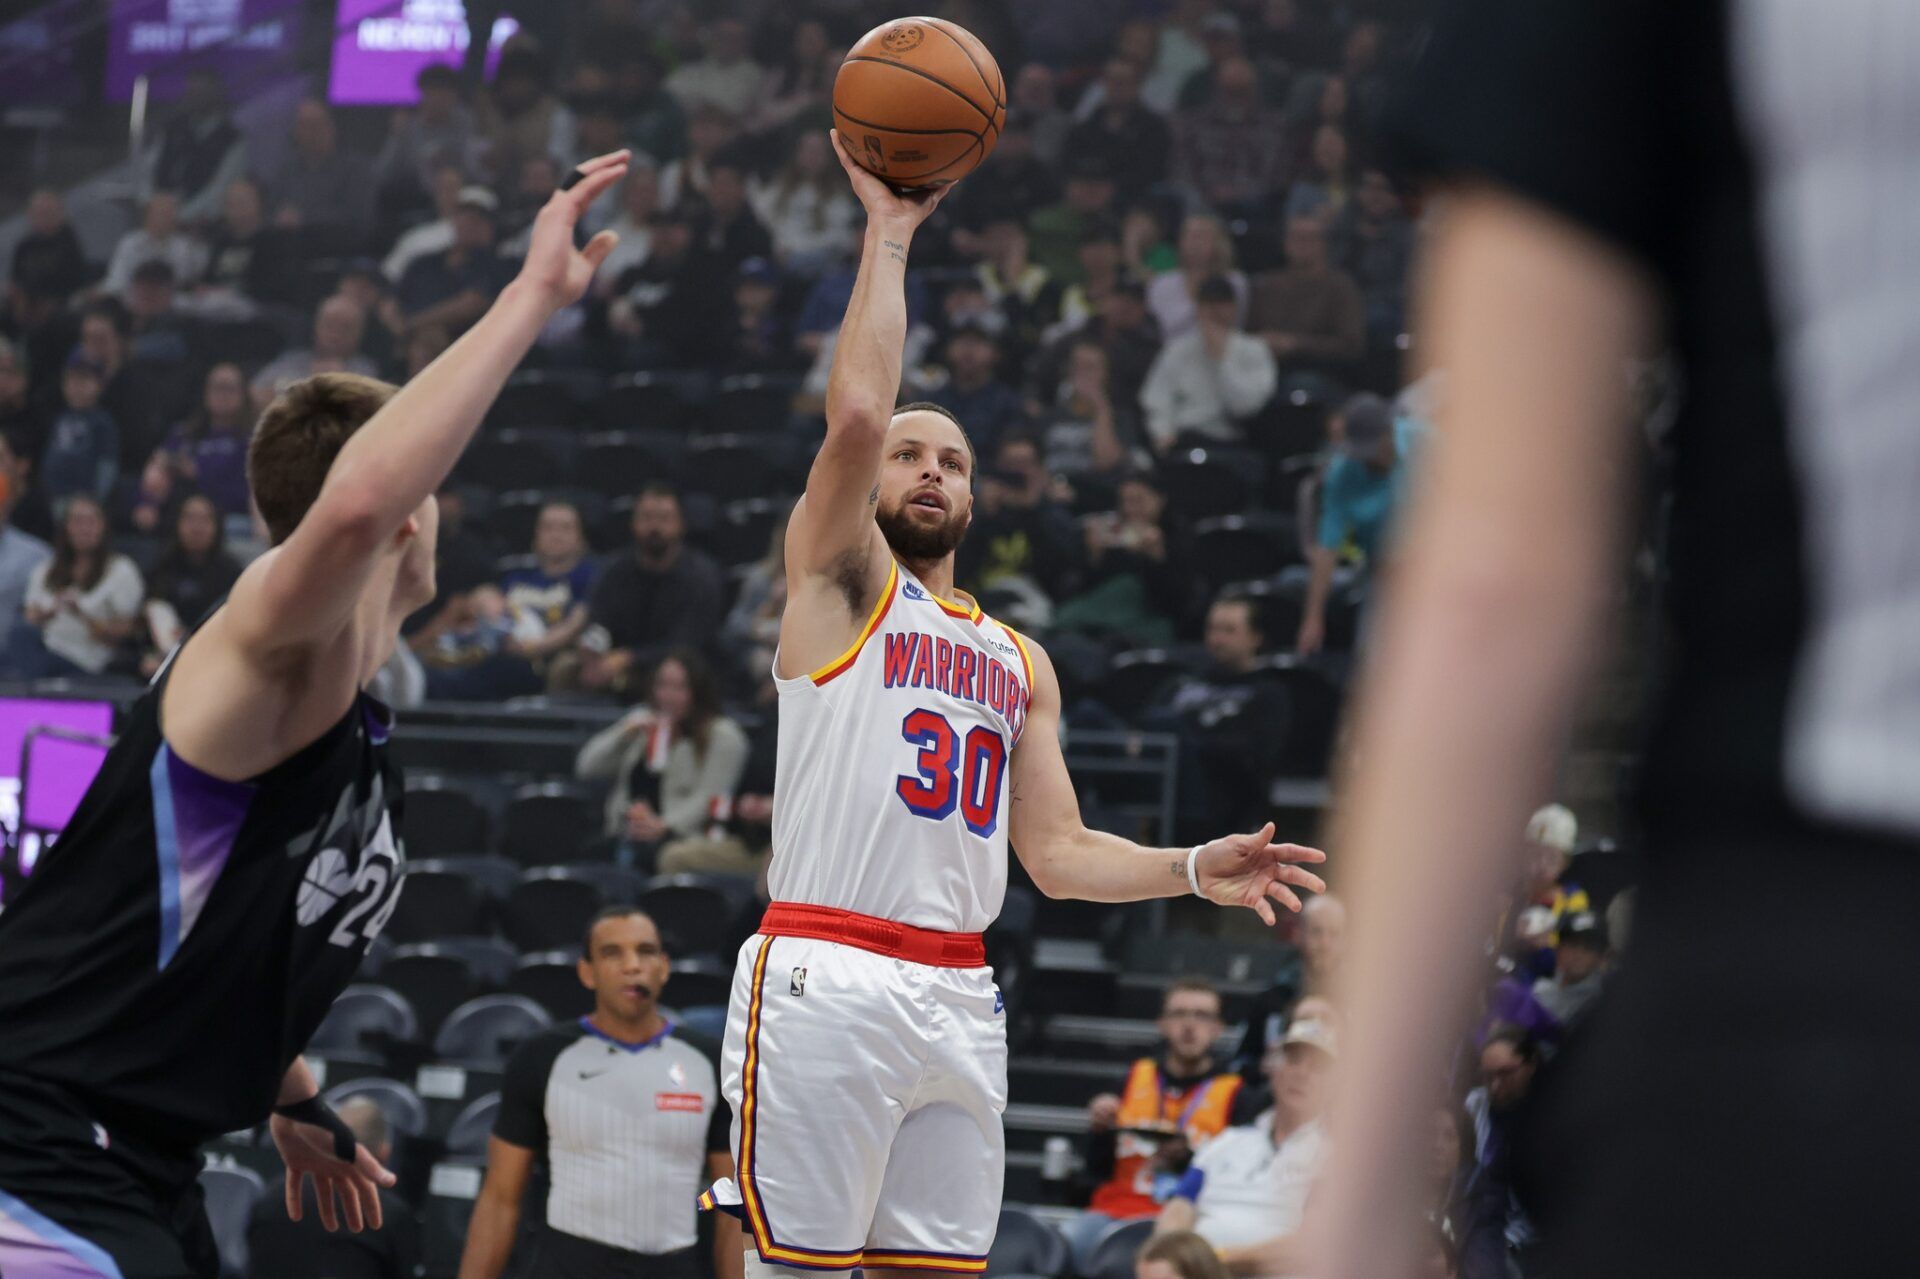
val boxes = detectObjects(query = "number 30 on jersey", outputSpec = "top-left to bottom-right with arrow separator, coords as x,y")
895,708 -> 1008,837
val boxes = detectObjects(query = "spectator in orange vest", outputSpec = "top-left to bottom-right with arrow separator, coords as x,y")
1068,979 -> 1244,1271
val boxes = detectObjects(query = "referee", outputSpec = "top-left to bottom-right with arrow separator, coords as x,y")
1315,1 -> 1920,1276
459,907 -> 742,1279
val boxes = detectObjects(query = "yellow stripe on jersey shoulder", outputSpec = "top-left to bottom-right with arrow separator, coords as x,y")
809,559 -> 899,686
1001,625 -> 1036,693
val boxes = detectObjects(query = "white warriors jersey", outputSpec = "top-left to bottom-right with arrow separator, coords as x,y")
769,559 -> 1035,934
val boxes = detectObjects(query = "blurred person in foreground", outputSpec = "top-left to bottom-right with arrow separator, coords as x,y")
248,1097 -> 418,1279
1136,1230 -> 1231,1279
1312,2 -> 1920,1275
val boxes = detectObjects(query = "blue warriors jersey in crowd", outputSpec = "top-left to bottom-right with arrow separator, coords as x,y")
0,653 -> 405,1151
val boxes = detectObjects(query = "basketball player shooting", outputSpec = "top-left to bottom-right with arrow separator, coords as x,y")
0,151 -> 629,1279
696,134 -> 1327,1279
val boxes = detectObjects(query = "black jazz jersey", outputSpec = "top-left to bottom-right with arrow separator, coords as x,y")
0,655 -> 405,1150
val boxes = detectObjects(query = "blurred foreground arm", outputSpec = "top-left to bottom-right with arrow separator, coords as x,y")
1311,186 -> 1656,1276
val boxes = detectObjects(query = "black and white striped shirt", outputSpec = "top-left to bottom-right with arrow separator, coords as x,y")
1396,0 -> 1920,849
494,1019 -> 728,1256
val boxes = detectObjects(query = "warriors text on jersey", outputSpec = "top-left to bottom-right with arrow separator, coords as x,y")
769,559 -> 1034,934
0,658 -> 405,1151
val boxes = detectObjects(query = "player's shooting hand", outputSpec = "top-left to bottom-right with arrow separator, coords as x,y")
270,1111 -> 397,1234
1194,822 -> 1327,927
831,130 -> 952,231
517,150 -> 630,310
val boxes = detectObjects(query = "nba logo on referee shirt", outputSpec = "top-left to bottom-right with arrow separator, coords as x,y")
791,967 -> 807,996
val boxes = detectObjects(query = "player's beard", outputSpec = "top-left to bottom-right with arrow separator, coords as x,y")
877,497 -> 968,562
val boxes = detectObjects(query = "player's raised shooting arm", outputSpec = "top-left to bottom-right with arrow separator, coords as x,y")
226,153 -> 629,656
787,132 -> 950,581
1011,641 -> 1325,915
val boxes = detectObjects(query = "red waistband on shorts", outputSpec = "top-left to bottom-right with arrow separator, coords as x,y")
758,902 -> 987,968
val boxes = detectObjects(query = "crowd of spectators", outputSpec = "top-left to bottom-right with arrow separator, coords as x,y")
0,0 -> 1435,843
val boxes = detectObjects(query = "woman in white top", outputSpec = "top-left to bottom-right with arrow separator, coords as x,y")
1147,213 -> 1248,341
7,496 -> 144,678
749,131 -> 859,278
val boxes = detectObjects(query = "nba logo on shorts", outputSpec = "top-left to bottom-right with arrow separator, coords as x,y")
791,967 -> 808,997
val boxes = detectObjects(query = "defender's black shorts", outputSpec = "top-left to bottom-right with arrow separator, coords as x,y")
0,1071 -> 218,1279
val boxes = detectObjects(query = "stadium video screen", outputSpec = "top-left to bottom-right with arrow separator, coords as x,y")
104,0 -> 304,102
0,698 -> 116,857
329,0 -> 520,106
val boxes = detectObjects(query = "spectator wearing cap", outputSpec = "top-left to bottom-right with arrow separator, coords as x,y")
1153,1018 -> 1336,1273
1139,274 -> 1278,454
606,202 -> 732,369
1247,214 -> 1366,387
248,1096 -> 419,1279
1172,57 -> 1290,219
929,323 -> 1027,462
1010,63 -> 1072,167
1532,913 -> 1608,1029
1501,804 -> 1592,980
476,48 -> 574,187
749,131 -> 859,278
974,216 -> 1065,362
101,192 -> 207,297
42,354 -> 118,503
1065,58 -> 1172,199
144,70 -> 246,225
395,186 -> 513,338
10,190 -> 89,309
199,177 -> 300,309
956,432 -> 1086,620
1147,214 -> 1247,343
123,262 -> 190,365
724,258 -> 800,376
382,162 -> 467,285
250,296 -> 380,411
593,159 -> 662,290
374,63 -> 484,211
1028,157 -> 1119,285
665,18 -> 764,119
267,98 -> 377,251
1296,392 -> 1423,655
1055,468 -> 1186,646
696,156 -> 774,272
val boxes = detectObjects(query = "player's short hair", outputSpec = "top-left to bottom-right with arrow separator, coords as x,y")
1162,976 -> 1222,1014
249,372 -> 398,546
892,401 -> 978,472
582,905 -> 661,958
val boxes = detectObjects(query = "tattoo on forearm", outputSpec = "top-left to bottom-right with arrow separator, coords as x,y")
1171,859 -> 1186,878
883,239 -> 907,265
868,483 -> 880,505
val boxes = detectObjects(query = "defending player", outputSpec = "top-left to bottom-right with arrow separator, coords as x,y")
0,151 -> 630,1279
697,134 -> 1327,1279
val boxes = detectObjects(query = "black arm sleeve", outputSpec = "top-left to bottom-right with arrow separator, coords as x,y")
1386,0 -> 1682,273
493,1031 -> 568,1151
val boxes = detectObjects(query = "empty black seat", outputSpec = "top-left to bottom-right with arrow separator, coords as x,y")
1158,446 -> 1263,520
1098,650 -> 1194,719
1249,656 -> 1344,777
445,1093 -> 503,1157
402,777 -> 492,858
489,369 -> 603,430
198,1165 -> 266,1279
638,874 -> 754,958
309,984 -> 418,1056
599,372 -> 694,431
457,429 -> 570,492
379,945 -> 484,1043
501,783 -> 601,867
386,867 -> 487,944
708,496 -> 793,567
577,430 -> 684,497
987,1206 -> 1070,1278
322,1077 -> 428,1138
661,955 -> 732,1009
683,434 -> 780,504
1191,513 -> 1300,589
420,1157 -> 487,1279
421,854 -> 522,903
501,869 -> 605,952
1085,1218 -> 1154,1279
507,950 -> 594,1020
434,994 -> 552,1066
709,374 -> 797,432
676,1004 -> 729,1041
419,935 -> 520,988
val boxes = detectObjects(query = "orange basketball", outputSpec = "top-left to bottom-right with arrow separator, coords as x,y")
832,17 -> 1006,189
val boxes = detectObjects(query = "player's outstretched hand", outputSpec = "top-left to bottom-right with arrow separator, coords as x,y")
1194,822 -> 1328,926
270,1110 -> 398,1233
831,130 -> 952,229
516,149 -> 630,310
